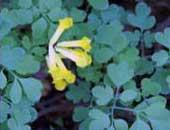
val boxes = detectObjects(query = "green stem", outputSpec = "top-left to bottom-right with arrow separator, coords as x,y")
113,106 -> 136,114
111,87 -> 120,126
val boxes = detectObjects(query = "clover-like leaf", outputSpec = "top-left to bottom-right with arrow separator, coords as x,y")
101,4 -> 126,24
73,107 -> 89,122
0,46 -> 25,70
128,2 -> 155,31
88,0 -> 109,10
135,58 -> 154,75
166,75 -> 170,89
0,101 -> 10,123
70,8 -> 86,22
7,118 -> 31,130
143,102 -> 170,130
48,7 -> 67,22
116,47 -> 140,67
77,66 -> 103,83
15,54 -> 40,75
151,68 -> 170,93
89,109 -> 110,130
66,82 -> 91,103
141,78 -> 162,97
124,30 -> 140,47
18,0 -> 32,9
144,31 -> 155,48
9,79 -> 22,104
32,17 -> 48,45
114,119 -> 128,130
95,22 -> 128,56
120,89 -> 138,103
20,78 -> 43,102
0,70 -> 7,89
152,50 -> 169,67
107,62 -> 134,87
92,46 -> 114,63
39,0 -> 62,12
155,28 -> 170,48
135,96 -> 166,111
130,119 -> 151,130
92,85 -> 113,105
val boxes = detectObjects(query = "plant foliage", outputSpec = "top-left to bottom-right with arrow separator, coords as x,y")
1,0 -> 170,130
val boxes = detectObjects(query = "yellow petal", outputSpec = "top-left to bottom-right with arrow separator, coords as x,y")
59,17 -> 73,30
56,48 -> 92,68
57,37 -> 91,52
49,17 -> 73,45
60,68 -> 76,83
53,79 -> 67,91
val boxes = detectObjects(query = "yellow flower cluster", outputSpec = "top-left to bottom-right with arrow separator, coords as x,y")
46,17 -> 92,91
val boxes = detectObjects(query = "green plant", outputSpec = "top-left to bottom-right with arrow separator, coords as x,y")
1,0 -> 170,130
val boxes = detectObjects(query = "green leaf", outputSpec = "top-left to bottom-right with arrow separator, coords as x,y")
63,0 -> 83,8
15,54 -> 40,75
39,0 -> 62,12
73,107 -> 89,122
144,31 -> 155,48
143,103 -> 170,130
92,46 -> 114,63
166,75 -> 170,89
114,119 -> 128,130
95,22 -> 128,56
0,46 -> 25,70
12,105 -> 32,125
21,36 -> 32,51
1,35 -> 18,47
128,2 -> 155,31
18,0 -> 32,9
101,4 -> 126,24
129,119 -> 151,130
107,127 -> 115,130
20,78 -> 43,102
0,70 -> 7,89
135,96 -> 166,111
89,109 -> 110,130
79,118 -> 91,130
7,118 -> 18,130
31,47 -> 47,57
66,82 -> 91,103
116,47 -> 139,67
88,0 -> 109,10
152,50 -> 169,67
155,28 -> 170,48
151,68 -> 170,93
7,118 -> 31,130
45,0 -> 62,9
70,8 -> 86,22
0,101 -> 10,123
92,85 -> 113,105
135,58 -> 154,75
77,66 -> 103,83
124,30 -> 140,47
10,9 -> 33,25
120,89 -> 137,103
107,62 -> 134,87
10,79 -> 22,104
48,7 -> 67,22
32,18 -> 48,44
141,78 -> 162,97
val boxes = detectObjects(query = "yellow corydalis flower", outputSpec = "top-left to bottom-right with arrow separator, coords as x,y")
46,44 -> 75,91
46,17 -> 92,91
56,48 -> 92,68
57,37 -> 91,52
49,17 -> 73,45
